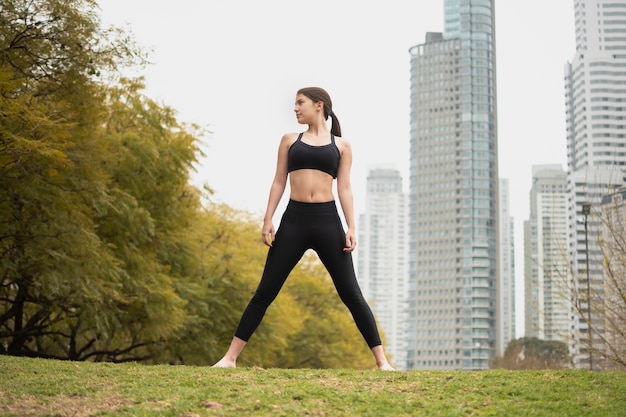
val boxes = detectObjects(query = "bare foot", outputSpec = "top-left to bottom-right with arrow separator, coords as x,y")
378,363 -> 398,371
211,358 -> 236,368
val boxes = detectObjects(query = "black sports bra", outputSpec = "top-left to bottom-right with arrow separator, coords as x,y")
287,133 -> 340,178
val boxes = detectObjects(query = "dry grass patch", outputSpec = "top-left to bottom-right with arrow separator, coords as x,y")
1,392 -> 134,416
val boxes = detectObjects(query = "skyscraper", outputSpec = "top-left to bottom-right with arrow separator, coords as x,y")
357,167 -> 408,370
524,165 -> 569,343
498,178 -> 515,356
564,0 -> 626,369
407,0 -> 498,370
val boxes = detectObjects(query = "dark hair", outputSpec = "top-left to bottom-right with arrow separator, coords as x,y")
297,87 -> 342,137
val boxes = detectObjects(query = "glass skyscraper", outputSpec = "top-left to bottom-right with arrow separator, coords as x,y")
407,0 -> 498,370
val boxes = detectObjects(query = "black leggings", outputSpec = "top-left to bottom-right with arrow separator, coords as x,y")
234,199 -> 382,348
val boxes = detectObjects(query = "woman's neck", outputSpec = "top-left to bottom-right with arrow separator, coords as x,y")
306,121 -> 329,137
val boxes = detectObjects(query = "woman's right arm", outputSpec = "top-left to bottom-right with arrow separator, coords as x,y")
262,133 -> 294,246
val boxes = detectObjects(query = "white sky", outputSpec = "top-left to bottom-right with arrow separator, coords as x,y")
98,0 -> 576,338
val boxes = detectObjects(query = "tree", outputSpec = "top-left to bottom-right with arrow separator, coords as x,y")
493,337 -> 570,370
70,77 -> 205,362
0,0 -> 187,361
156,203 -> 273,365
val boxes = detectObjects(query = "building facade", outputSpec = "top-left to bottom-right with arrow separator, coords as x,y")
524,165 -> 569,343
357,167 -> 408,370
564,0 -> 626,368
498,178 -> 515,356
407,0 -> 499,370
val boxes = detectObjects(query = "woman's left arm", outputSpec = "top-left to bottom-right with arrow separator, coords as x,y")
336,137 -> 356,252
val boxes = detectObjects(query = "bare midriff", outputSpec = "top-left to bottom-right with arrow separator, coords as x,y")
289,169 -> 335,203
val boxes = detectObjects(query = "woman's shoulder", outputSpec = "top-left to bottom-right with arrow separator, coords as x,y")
334,135 -> 351,154
277,132 -> 300,150
280,132 -> 300,143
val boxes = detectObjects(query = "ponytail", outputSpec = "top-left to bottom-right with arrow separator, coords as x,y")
329,111 -> 342,137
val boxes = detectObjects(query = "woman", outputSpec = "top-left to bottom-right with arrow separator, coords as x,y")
212,87 -> 395,370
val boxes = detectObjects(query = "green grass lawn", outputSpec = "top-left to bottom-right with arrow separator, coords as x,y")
1,355 -> 625,416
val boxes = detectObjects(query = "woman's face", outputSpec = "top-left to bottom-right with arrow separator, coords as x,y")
294,94 -> 319,125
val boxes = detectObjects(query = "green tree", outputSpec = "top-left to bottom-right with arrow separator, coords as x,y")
0,0 -> 191,361
157,203 -> 272,365
0,0 -> 139,359
77,77 -> 204,362
493,337 -> 571,370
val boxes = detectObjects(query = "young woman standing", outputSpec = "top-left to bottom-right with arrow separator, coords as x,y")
212,87 -> 395,371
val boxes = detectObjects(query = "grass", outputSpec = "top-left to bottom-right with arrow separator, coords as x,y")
1,356 -> 625,416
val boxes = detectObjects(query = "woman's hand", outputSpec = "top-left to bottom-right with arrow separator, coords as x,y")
343,229 -> 357,252
262,221 -> 275,247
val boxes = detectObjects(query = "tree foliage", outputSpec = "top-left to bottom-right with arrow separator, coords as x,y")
0,0 -> 376,368
1,0 -> 144,360
492,337 -> 570,370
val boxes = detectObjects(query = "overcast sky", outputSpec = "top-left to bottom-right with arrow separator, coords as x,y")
98,0 -> 576,337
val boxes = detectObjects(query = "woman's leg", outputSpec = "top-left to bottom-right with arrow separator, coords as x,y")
371,345 -> 396,371
312,209 -> 395,370
232,221 -> 307,342
314,227 -> 380,347
212,207 -> 307,367
211,336 -> 246,368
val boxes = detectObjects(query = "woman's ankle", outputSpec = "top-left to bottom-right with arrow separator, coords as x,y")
211,357 -> 236,368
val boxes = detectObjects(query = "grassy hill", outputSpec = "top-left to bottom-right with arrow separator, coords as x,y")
1,355 -> 625,416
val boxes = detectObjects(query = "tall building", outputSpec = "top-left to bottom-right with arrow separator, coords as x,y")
407,0 -> 499,370
498,178 -> 515,356
564,0 -> 626,369
357,167 -> 408,370
524,165 -> 569,343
